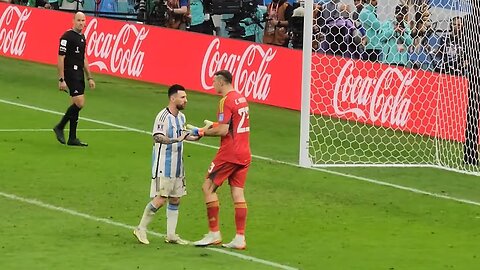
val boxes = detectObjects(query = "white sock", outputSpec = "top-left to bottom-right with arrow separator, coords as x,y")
138,202 -> 158,230
166,203 -> 179,237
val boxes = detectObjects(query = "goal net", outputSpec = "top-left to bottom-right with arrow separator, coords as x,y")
299,0 -> 479,175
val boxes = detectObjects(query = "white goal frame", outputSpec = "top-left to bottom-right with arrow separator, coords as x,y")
298,0 -> 479,176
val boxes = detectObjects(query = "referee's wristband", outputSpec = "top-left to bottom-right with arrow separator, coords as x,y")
87,77 -> 94,81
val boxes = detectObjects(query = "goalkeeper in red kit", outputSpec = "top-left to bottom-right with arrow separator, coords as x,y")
192,70 -> 251,250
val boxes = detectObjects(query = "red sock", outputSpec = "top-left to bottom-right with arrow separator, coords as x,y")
206,201 -> 219,232
234,202 -> 247,235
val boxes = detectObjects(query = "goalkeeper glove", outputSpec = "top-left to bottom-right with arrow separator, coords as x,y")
192,127 -> 204,137
186,124 -> 204,137
203,119 -> 218,129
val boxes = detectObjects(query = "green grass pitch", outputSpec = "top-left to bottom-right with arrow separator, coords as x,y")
0,56 -> 479,270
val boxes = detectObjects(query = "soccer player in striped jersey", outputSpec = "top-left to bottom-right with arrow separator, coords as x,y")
133,84 -> 199,245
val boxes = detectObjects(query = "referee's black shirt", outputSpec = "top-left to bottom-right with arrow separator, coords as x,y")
58,29 -> 86,73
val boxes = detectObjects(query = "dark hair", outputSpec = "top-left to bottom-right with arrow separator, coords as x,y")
214,70 -> 233,84
168,84 -> 186,97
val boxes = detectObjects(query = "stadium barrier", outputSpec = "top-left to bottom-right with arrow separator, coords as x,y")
0,3 -> 469,142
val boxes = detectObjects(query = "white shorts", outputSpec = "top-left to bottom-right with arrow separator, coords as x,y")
150,176 -> 187,198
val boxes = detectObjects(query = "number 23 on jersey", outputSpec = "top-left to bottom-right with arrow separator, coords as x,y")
237,106 -> 250,134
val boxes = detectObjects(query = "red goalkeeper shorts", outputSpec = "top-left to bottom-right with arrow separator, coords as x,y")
206,160 -> 250,188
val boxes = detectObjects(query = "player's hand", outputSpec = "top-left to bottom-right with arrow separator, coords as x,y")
88,78 -> 96,89
177,131 -> 190,142
187,135 -> 201,141
59,81 -> 67,92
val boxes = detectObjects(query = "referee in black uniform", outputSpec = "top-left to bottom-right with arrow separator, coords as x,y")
53,12 -> 95,147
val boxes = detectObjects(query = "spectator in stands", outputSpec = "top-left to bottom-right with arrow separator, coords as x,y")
263,0 -> 294,47
410,3 -> 432,52
312,2 -> 323,50
320,2 -> 362,58
319,0 -> 340,27
238,6 -> 265,42
436,16 -> 464,75
189,0 -> 206,33
289,2 -> 321,50
340,2 -> 363,58
98,0 -> 118,13
408,3 -> 435,70
27,0 -> 51,8
47,0 -> 60,9
379,5 -> 412,67
351,0 -> 366,45
60,0 -> 83,11
351,0 -> 363,25
289,4 -> 305,49
166,0 -> 189,30
359,0 -> 382,62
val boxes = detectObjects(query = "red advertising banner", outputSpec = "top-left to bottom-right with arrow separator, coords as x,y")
312,57 -> 469,142
0,3 -> 300,110
0,3 -> 469,142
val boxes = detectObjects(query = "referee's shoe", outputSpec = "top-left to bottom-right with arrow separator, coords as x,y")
67,138 -> 88,147
53,126 -> 66,144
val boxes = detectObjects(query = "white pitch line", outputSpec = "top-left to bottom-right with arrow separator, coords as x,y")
0,191 -> 298,270
0,128 -> 130,132
1,98 -> 479,209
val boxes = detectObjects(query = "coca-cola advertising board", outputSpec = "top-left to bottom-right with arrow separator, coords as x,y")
0,3 -> 470,142
312,57 -> 469,141
0,3 -> 295,109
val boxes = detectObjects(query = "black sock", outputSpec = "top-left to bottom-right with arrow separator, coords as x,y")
56,104 -> 78,130
68,105 -> 81,140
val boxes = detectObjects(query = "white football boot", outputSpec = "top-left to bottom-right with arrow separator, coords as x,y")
193,231 -> 222,247
222,234 -> 246,250
133,227 -> 150,245
165,234 -> 190,245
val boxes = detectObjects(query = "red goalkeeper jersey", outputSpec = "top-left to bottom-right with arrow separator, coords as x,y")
214,90 -> 251,165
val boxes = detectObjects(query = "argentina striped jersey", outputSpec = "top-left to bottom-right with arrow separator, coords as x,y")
151,108 -> 186,178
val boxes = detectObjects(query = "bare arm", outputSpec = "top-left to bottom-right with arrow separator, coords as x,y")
185,135 -> 201,141
58,55 -> 65,79
84,57 -> 95,89
203,123 -> 229,137
84,57 -> 92,79
153,133 -> 189,144
168,5 -> 188,15
58,55 -> 67,91
174,6 -> 188,14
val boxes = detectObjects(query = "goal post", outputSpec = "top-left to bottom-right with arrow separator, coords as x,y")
299,0 -> 480,175
299,0 -> 314,167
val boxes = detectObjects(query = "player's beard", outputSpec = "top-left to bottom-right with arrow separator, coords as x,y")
176,104 -> 185,111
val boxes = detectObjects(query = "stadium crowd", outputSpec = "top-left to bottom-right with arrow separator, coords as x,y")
8,0 -> 467,74
306,0 -> 465,74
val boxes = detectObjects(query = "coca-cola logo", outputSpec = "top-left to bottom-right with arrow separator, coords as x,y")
84,19 -> 148,77
333,60 -> 414,127
0,6 -> 30,56
201,38 -> 276,101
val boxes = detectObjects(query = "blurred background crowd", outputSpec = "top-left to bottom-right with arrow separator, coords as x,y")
2,0 -> 472,74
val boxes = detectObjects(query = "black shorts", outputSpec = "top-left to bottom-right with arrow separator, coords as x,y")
65,70 -> 85,97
